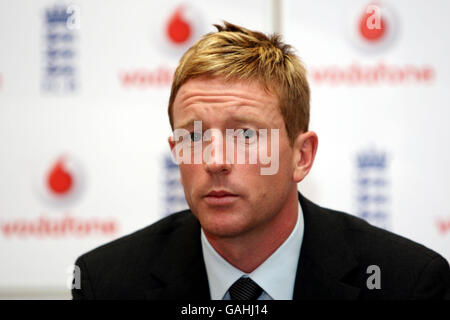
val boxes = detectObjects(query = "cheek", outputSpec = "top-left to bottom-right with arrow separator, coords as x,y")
237,164 -> 280,193
236,162 -> 262,180
179,164 -> 206,189
278,149 -> 295,180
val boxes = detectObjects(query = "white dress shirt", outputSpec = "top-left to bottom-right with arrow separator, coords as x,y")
201,200 -> 304,300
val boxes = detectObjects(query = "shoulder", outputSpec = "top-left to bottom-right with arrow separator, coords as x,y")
72,210 -> 197,299
306,198 -> 450,298
330,206 -> 441,263
302,195 -> 442,262
80,210 -> 192,262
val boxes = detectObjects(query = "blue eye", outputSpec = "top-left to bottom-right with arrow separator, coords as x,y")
241,128 -> 256,139
189,132 -> 202,142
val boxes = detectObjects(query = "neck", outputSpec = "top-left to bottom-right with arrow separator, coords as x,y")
204,187 -> 299,273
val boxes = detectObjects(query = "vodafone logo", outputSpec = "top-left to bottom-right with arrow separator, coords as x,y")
310,1 -> 436,86
158,4 -> 205,56
36,154 -> 85,207
0,154 -> 118,238
166,7 -> 192,44
119,4 -> 204,89
348,2 -> 398,53
47,159 -> 74,195
436,217 -> 450,235
358,5 -> 386,42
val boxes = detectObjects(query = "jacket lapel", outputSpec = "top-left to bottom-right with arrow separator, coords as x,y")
145,213 -> 210,300
294,192 -> 361,299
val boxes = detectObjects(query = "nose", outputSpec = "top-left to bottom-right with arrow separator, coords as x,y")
205,159 -> 231,175
204,133 -> 232,175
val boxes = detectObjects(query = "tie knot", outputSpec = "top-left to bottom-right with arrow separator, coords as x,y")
229,277 -> 263,300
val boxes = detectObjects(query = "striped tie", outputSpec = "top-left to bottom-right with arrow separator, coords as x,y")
229,277 -> 263,300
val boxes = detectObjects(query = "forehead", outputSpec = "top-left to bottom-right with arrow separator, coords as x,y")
173,77 -> 281,128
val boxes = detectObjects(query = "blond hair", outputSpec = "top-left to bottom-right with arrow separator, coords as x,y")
168,21 -> 310,145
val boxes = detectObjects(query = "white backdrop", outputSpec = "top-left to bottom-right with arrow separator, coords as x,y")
283,0 -> 450,262
0,0 -> 448,299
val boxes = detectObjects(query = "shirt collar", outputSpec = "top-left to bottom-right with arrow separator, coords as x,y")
201,199 -> 304,300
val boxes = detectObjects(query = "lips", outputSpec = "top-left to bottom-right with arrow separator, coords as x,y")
204,190 -> 239,205
206,190 -> 237,197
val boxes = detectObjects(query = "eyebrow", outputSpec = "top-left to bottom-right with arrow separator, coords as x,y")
175,115 -> 270,130
228,116 -> 270,128
175,118 -> 198,130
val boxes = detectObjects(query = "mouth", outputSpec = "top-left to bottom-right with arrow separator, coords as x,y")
203,190 -> 239,206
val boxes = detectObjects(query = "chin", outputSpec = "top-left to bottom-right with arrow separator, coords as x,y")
203,225 -> 247,239
198,212 -> 249,239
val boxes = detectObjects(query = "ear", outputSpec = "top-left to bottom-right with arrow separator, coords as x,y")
168,135 -> 175,151
168,135 -> 178,164
292,131 -> 318,183
168,135 -> 185,186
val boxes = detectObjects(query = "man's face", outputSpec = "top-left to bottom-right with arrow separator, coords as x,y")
170,77 -> 298,239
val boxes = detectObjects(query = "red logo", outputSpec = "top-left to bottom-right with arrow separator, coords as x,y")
158,4 -> 205,56
166,7 -> 193,45
308,1 -> 435,86
348,2 -> 398,53
47,158 -> 73,196
36,154 -> 85,206
358,4 -> 387,43
119,4 -> 204,89
436,217 -> 450,235
0,154 -> 118,238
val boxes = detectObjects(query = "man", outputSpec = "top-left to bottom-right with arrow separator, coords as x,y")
72,22 -> 449,300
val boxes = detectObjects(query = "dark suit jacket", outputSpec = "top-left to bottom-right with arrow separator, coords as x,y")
72,192 -> 450,299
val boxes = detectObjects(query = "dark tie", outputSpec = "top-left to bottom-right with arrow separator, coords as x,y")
229,277 -> 263,300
